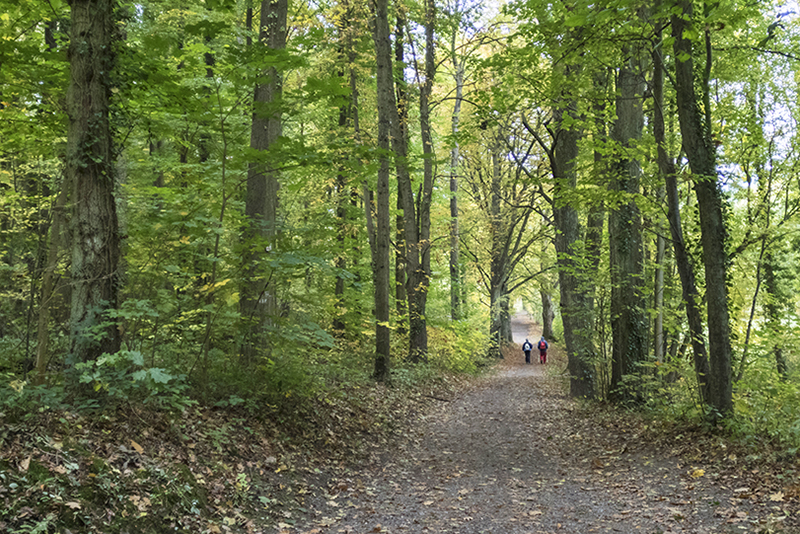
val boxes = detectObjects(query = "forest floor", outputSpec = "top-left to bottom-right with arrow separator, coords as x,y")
3,315 -> 800,533
278,314 -> 800,534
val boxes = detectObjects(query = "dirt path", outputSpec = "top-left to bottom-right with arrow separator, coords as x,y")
284,314 -> 796,534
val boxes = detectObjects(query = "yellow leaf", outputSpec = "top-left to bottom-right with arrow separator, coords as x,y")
179,235 -> 191,244
689,468 -> 705,478
770,491 -> 785,502
19,455 -> 31,472
65,501 -> 82,510
131,440 -> 144,454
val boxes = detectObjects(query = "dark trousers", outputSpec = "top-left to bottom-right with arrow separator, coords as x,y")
524,350 -> 531,364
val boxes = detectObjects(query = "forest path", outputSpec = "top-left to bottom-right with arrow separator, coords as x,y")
284,314 -> 792,534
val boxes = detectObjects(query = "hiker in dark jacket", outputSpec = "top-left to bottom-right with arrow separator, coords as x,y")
522,339 -> 533,364
537,337 -> 549,364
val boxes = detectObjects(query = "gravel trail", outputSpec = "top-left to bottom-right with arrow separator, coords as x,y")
285,314 -> 795,534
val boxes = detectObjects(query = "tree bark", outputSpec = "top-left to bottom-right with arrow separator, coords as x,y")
394,9 -> 408,335
540,289 -> 555,340
372,0 -> 393,381
488,137 -> 505,356
653,11 -> 711,403
414,0 -> 436,361
672,0 -> 732,417
763,248 -> 788,377
388,10 -> 425,363
552,84 -> 595,398
241,0 -> 288,364
449,54 -> 464,321
66,0 -> 122,371
609,47 -> 648,402
654,186 -> 666,364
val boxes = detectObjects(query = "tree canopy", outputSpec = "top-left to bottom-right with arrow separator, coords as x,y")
3,0 -> 800,443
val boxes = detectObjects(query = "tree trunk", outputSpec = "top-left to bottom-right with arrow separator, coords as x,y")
414,0 -> 436,361
552,71 -> 595,398
672,0 -> 732,417
372,0 -> 393,381
653,12 -> 711,403
241,0 -> 287,364
488,137 -> 505,357
763,248 -> 788,377
449,57 -> 464,321
35,181 -> 70,385
540,289 -> 555,340
394,10 -> 408,335
66,0 -> 122,372
609,48 -> 648,402
500,282 -> 512,344
654,186 -> 666,364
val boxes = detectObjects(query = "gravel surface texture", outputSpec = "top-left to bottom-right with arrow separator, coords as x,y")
285,315 -> 798,534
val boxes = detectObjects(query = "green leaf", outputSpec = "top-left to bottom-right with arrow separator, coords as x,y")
148,368 -> 173,384
564,14 -> 587,27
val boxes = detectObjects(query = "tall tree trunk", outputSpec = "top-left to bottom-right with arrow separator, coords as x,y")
672,0 -> 732,417
414,0 -> 436,361
449,55 -> 464,321
488,137 -> 505,357
609,48 -> 648,402
763,247 -> 788,377
36,181 -> 70,385
552,67 -> 595,398
388,17 -> 424,364
35,20 -> 67,385
394,12 -> 408,334
654,186 -> 666,364
66,0 -> 122,372
372,0 -> 393,381
500,281 -> 512,343
240,0 -> 288,365
653,11 -> 711,403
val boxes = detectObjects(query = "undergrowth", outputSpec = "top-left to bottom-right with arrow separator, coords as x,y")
0,327 -> 485,534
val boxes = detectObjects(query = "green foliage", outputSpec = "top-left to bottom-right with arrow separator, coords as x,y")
428,321 -> 491,374
729,354 -> 800,448
75,350 -> 195,412
0,375 -> 68,423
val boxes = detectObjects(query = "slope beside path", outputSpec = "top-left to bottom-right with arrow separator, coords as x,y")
284,314 -> 797,534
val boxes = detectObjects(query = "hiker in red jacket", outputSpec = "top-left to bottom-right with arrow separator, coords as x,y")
537,337 -> 549,364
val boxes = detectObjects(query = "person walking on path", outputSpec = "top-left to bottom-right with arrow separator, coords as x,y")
522,339 -> 533,364
537,337 -> 549,364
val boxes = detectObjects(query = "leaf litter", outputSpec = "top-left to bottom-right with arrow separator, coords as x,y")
2,316 -> 799,533
284,317 -> 800,534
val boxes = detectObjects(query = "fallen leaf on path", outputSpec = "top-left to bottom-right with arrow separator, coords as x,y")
689,468 -> 705,478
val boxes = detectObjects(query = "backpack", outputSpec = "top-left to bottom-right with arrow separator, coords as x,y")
523,341 -> 532,351
538,340 -> 547,350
